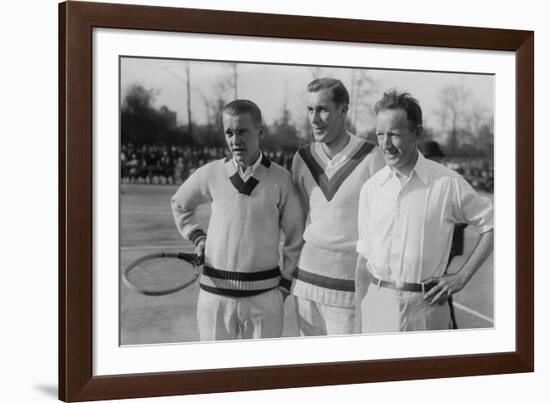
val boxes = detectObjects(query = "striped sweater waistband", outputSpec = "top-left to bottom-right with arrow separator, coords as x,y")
295,268 -> 355,292
200,266 -> 281,297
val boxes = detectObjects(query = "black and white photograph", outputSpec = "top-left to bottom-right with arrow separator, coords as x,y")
119,57 -> 495,345
51,0 -> 539,401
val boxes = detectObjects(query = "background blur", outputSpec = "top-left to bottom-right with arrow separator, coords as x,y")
121,58 -> 494,192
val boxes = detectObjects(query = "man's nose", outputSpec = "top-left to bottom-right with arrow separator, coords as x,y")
380,134 -> 391,149
311,111 -> 321,125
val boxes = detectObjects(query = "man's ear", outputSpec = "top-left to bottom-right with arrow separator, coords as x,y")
341,104 -> 349,115
415,125 -> 423,137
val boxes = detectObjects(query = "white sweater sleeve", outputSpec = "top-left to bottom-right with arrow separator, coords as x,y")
291,151 -> 310,217
279,172 -> 305,281
171,165 -> 211,244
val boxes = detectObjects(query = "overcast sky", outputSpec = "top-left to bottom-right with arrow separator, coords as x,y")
121,57 -> 494,134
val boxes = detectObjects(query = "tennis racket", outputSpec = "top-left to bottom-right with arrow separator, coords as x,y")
122,252 -> 203,296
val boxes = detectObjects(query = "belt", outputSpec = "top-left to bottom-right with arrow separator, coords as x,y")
371,276 -> 436,293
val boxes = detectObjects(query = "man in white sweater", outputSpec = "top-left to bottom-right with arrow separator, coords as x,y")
171,99 -> 305,341
291,78 -> 385,336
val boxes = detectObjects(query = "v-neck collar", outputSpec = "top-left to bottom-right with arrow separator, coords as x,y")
314,132 -> 355,170
299,139 -> 375,201
224,154 -> 271,196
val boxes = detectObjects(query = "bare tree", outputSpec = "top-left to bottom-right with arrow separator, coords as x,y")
348,69 -> 377,134
199,87 -> 225,140
217,63 -> 238,99
469,104 -> 494,157
436,85 -> 473,156
199,90 -> 213,133
159,62 -> 193,138
295,89 -> 313,142
279,84 -> 291,127
207,63 -> 240,101
469,104 -> 490,135
185,62 -> 192,138
436,85 -> 494,157
196,71 -> 238,147
265,84 -> 301,151
231,63 -> 238,99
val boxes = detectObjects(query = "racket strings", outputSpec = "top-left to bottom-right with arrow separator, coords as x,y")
124,256 -> 199,296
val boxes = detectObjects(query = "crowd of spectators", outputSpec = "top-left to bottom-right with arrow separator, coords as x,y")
445,158 -> 494,193
121,144 -> 295,185
121,143 -> 493,193
122,144 -> 224,185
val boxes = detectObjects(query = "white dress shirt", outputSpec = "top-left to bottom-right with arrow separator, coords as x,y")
232,151 -> 263,181
356,152 -> 493,284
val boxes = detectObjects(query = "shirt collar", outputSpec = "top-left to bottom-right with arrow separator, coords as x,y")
232,150 -> 263,175
378,149 -> 429,186
378,165 -> 394,186
413,151 -> 429,185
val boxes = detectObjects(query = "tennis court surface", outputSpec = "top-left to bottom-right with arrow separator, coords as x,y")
120,184 -> 494,345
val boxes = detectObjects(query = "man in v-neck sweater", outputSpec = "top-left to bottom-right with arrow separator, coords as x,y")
291,78 -> 385,336
171,99 -> 305,341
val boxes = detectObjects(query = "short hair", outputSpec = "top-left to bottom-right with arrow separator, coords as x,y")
307,77 -> 350,107
223,99 -> 263,126
374,90 -> 423,131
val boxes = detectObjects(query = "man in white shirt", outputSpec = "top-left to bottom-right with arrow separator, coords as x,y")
355,90 -> 494,332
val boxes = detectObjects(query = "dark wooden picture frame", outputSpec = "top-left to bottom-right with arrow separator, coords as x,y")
59,1 -> 534,401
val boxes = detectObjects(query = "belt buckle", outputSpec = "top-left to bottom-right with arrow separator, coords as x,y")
394,279 -> 404,291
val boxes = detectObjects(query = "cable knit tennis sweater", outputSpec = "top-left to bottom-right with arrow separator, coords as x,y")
291,135 -> 385,307
171,155 -> 305,291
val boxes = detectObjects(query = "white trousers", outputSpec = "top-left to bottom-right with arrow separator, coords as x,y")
295,296 -> 355,336
197,288 -> 284,341
360,284 -> 451,332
